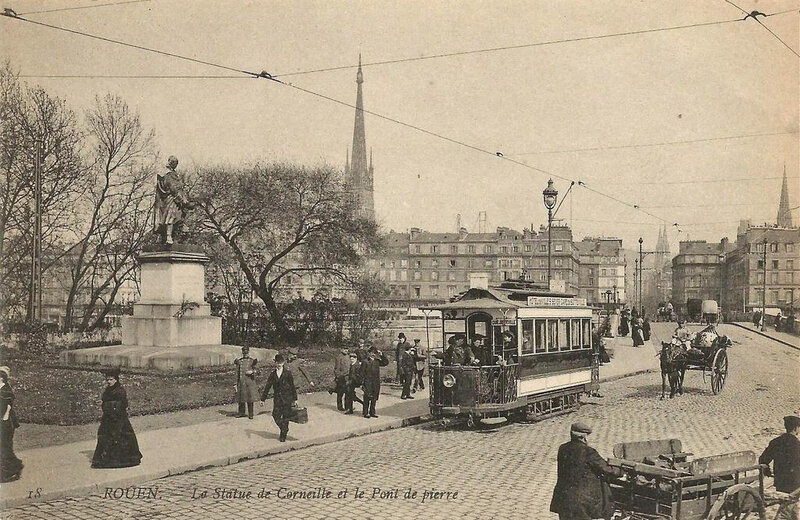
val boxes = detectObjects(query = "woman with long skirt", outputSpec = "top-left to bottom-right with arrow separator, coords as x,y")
0,366 -> 23,482
91,368 -> 142,469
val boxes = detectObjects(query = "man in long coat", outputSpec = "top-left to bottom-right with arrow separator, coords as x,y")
550,422 -> 622,520
344,352 -> 363,414
234,346 -> 258,419
398,343 -> 416,399
412,339 -> 427,392
332,348 -> 350,411
260,354 -> 298,442
360,346 -> 389,418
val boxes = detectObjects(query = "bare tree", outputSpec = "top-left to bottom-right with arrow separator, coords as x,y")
62,93 -> 156,331
0,62 -> 85,325
193,162 -> 383,342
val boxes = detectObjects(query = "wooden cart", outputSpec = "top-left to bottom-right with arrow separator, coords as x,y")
609,439 -> 768,520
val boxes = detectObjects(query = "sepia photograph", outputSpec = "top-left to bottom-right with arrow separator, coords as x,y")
0,1 -> 798,518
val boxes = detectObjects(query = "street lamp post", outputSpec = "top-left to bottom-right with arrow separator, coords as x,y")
634,258 -> 638,311
542,179 -> 558,289
762,238 -> 767,331
638,237 -> 644,316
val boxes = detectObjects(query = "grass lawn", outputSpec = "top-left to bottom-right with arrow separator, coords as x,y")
0,346 -> 350,426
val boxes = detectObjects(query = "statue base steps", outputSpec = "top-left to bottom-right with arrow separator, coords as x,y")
59,344 -> 277,371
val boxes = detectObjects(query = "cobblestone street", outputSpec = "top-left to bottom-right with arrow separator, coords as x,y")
3,324 -> 798,520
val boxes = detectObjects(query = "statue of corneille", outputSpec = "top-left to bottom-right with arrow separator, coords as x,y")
153,156 -> 195,245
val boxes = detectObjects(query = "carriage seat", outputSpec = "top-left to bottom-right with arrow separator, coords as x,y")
612,438 -> 693,466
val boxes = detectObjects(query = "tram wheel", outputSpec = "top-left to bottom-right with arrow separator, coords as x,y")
465,414 -> 476,429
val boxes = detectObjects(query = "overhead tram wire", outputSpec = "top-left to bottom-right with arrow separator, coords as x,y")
3,9 -> 788,230
10,10 -> 789,81
722,0 -> 800,57
16,0 -> 152,16
509,129 -> 799,156
602,175 -> 799,186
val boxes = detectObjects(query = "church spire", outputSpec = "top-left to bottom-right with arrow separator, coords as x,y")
777,164 -> 793,227
346,54 -> 374,219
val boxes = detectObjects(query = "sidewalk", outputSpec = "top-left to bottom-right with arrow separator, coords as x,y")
0,340 -> 658,509
730,322 -> 800,350
0,386 -> 428,509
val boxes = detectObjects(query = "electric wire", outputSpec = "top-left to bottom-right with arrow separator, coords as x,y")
509,130 -> 798,156
3,8 -> 793,230
723,0 -> 800,57
602,175 -> 799,186
17,0 -> 151,16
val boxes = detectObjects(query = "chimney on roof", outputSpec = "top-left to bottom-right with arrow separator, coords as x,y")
469,272 -> 489,290
410,227 -> 421,239
459,227 -> 468,239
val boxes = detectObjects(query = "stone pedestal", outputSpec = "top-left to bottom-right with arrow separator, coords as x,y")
60,246 -> 271,371
123,250 -> 222,348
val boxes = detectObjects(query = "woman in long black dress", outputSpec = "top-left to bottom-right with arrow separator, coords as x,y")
91,368 -> 142,469
0,366 -> 23,482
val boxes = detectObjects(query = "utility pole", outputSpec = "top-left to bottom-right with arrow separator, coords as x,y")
761,238 -> 767,331
28,139 -> 43,323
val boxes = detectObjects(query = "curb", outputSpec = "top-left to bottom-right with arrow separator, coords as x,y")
0,413 -> 430,509
600,368 -> 656,383
729,323 -> 800,351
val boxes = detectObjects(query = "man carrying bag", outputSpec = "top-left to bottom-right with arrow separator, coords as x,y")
260,354 -> 298,442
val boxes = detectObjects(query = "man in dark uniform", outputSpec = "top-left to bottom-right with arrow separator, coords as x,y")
550,422 -> 623,520
360,346 -> 389,418
398,342 -> 416,400
344,352 -> 363,415
760,415 -> 800,493
395,333 -> 408,382
260,354 -> 298,442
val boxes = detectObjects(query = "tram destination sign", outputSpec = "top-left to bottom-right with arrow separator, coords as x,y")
527,296 -> 588,307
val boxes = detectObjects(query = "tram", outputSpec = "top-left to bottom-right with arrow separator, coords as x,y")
425,281 -> 599,427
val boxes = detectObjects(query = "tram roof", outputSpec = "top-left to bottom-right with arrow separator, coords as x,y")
423,287 -> 579,311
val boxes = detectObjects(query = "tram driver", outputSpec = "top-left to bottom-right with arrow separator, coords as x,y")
441,334 -> 473,366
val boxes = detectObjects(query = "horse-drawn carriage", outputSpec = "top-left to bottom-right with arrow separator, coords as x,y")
660,326 -> 731,399
609,438 -> 795,519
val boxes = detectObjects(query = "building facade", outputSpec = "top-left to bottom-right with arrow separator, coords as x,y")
671,240 -> 729,314
723,222 -> 799,313
576,237 -> 627,305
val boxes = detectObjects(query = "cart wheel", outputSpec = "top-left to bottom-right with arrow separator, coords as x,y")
711,349 -> 728,395
706,483 -> 766,520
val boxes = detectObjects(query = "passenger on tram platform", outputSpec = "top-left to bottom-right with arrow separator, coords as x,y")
469,335 -> 485,365
441,334 -> 472,366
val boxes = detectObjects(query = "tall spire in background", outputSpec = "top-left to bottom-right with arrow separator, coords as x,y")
346,54 -> 375,219
777,165 -> 793,227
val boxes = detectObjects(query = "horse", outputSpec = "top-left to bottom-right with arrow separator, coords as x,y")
660,340 -> 687,399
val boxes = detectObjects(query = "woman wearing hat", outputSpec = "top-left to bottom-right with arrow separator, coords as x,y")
0,366 -> 23,482
91,368 -> 142,468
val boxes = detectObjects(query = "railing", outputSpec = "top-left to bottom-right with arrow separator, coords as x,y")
430,364 -> 519,408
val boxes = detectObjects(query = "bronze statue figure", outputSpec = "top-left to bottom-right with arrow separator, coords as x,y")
153,156 -> 194,245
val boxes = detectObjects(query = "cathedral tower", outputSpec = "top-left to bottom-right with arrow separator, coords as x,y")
777,166 -> 793,227
346,55 -> 375,220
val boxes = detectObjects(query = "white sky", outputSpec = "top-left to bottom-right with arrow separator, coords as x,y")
2,0 -> 798,253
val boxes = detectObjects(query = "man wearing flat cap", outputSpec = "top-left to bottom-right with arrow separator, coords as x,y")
550,422 -> 623,520
760,416 -> 800,494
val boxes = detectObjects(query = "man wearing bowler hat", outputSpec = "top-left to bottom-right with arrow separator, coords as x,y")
550,422 -> 623,520
260,354 -> 298,442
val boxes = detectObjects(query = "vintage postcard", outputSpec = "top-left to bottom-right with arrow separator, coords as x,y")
1,1 -> 798,519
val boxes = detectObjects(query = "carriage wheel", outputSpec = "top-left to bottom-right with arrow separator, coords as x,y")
465,414 -> 476,429
706,484 -> 766,520
711,349 -> 728,395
